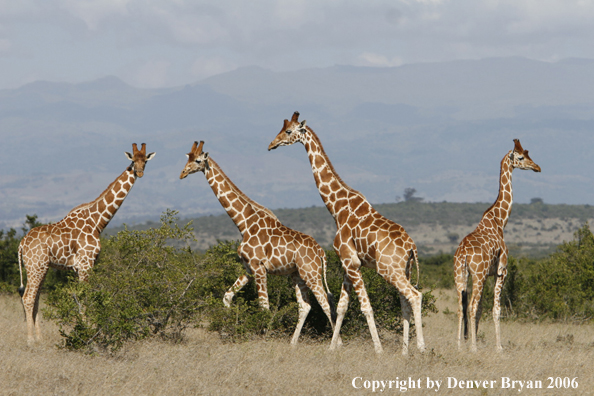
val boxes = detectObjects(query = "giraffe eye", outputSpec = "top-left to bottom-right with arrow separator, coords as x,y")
286,129 -> 292,135
517,156 -> 524,161
195,160 -> 201,164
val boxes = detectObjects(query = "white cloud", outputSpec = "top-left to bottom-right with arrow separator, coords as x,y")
1,1 -> 594,88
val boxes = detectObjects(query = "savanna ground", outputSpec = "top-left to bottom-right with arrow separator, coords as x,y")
2,289 -> 592,396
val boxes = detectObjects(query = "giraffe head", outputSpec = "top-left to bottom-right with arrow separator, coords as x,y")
124,143 -> 155,178
180,141 -> 210,179
509,139 -> 541,172
268,111 -> 308,151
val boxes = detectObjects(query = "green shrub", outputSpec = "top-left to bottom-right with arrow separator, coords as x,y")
519,223 -> 594,321
44,210 -> 202,352
44,210 -> 438,351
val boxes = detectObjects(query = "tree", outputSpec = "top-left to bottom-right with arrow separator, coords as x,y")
403,187 -> 423,202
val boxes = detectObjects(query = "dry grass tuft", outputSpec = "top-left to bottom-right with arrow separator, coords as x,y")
1,290 -> 592,395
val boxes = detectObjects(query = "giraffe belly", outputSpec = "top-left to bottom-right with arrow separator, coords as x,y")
49,254 -> 77,270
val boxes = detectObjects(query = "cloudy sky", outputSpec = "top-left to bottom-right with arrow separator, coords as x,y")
1,0 -> 593,90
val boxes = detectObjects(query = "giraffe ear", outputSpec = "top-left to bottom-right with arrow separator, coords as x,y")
146,152 -> 156,161
204,152 -> 210,170
299,120 -> 307,133
125,151 -> 134,161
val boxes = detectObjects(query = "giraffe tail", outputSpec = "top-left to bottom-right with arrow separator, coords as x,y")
409,248 -> 421,289
321,253 -> 336,323
17,242 -> 25,297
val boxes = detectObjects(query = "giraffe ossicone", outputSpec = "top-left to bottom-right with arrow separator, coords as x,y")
454,138 -> 540,353
18,143 -> 155,345
180,140 -> 337,345
269,112 -> 425,355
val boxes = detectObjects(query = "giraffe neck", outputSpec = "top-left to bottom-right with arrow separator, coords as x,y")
301,129 -> 365,221
483,153 -> 514,229
204,158 -> 273,235
84,168 -> 137,233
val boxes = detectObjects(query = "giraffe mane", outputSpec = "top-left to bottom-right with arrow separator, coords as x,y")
306,126 -> 361,197
66,167 -> 131,216
481,153 -> 511,220
208,158 -> 279,221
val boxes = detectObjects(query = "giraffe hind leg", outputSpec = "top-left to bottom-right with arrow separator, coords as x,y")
299,269 -> 340,344
329,276 -> 352,351
290,274 -> 312,345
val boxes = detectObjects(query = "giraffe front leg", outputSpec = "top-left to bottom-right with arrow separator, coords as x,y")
252,264 -> 269,310
290,273 -> 311,346
223,274 -> 250,307
349,268 -> 383,354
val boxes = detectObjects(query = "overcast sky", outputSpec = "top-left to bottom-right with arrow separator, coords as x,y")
1,0 -> 594,90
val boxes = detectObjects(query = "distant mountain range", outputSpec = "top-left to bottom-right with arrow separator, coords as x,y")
1,57 -> 593,230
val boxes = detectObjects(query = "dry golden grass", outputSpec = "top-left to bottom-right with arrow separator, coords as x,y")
1,290 -> 592,395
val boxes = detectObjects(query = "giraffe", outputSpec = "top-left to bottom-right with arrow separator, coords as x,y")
179,141 -> 336,345
18,143 -> 155,345
454,139 -> 540,353
268,112 -> 424,355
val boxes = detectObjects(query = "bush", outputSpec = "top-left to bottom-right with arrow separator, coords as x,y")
519,223 -> 594,321
44,210 -> 202,352
0,228 -> 20,293
44,210 -> 438,352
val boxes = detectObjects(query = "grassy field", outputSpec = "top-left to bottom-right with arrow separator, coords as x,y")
2,290 -> 592,395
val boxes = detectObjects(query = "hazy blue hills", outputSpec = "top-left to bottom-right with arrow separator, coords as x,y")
1,57 -> 593,230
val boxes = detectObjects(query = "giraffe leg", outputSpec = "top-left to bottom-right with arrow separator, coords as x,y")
493,252 -> 508,353
329,276 -> 352,350
22,270 -> 47,345
252,264 -> 269,310
290,273 -> 311,345
399,294 -> 411,355
298,265 -> 340,345
382,270 -> 425,355
223,274 -> 250,307
350,268 -> 383,354
454,254 -> 469,350
469,276 -> 485,353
